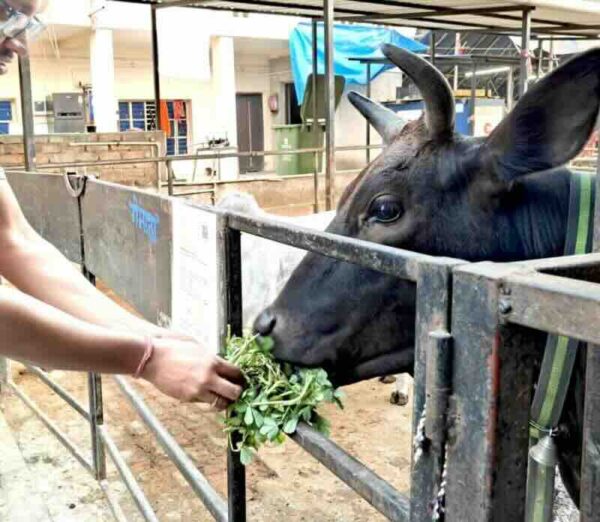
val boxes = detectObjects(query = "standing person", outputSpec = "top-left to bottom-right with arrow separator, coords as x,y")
0,0 -> 243,409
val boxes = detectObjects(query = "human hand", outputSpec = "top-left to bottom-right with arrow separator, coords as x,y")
0,0 -> 44,74
140,337 -> 244,409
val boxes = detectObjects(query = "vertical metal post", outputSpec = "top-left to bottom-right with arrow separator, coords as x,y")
409,262 -> 456,522
430,30 -> 436,67
323,0 -> 335,211
453,32 -> 461,91
506,68 -> 514,112
470,62 -> 477,136
84,270 -> 107,482
18,54 -> 35,171
151,6 -> 163,133
548,39 -> 555,71
167,159 -> 174,197
366,62 -> 371,164
580,151 -> 600,521
536,39 -> 543,79
446,264 -> 539,522
519,9 -> 532,97
224,224 -> 245,522
311,19 -> 319,214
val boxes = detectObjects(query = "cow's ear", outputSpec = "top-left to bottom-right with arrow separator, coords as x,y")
485,48 -> 600,181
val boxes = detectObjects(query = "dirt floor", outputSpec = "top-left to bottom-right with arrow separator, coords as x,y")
1,367 -> 413,522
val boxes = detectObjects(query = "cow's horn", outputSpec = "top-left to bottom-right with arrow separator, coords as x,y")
347,91 -> 406,144
382,44 -> 455,140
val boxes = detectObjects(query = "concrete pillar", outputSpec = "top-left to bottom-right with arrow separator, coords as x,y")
90,0 -> 117,132
211,36 -> 238,180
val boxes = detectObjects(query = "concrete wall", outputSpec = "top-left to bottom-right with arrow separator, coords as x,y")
0,131 -> 165,187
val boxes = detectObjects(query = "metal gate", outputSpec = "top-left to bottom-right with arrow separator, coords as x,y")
1,170 -> 599,521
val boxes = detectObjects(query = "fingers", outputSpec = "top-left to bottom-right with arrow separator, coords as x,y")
4,38 -> 27,57
214,356 -> 245,384
210,374 -> 243,402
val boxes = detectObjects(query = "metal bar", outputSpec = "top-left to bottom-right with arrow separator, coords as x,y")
9,381 -> 94,475
366,62 -> 371,164
410,263 -> 456,522
502,271 -> 600,345
151,5 -> 163,132
470,62 -> 477,136
311,18 -> 319,213
167,159 -> 174,196
430,30 -> 436,67
519,9 -> 532,97
23,364 -> 90,421
88,371 -> 106,480
226,211 -> 458,281
580,150 -> 600,522
446,263 -> 539,521
113,375 -> 228,522
99,480 -> 129,522
290,423 -> 410,521
99,426 -> 159,522
324,0 -> 335,211
173,190 -> 216,197
224,224 -> 245,522
0,356 -> 8,394
18,53 -> 35,171
506,67 -> 514,111
536,39 -> 543,79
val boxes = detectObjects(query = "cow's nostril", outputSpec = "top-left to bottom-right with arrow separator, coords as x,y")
254,309 -> 277,336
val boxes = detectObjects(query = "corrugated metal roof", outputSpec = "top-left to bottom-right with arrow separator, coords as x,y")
115,1 -> 600,38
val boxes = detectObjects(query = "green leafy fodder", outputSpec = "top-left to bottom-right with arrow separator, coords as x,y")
223,333 -> 344,465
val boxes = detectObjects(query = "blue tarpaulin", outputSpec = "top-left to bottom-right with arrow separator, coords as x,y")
289,22 -> 428,103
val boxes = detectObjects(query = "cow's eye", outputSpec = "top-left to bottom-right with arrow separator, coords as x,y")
368,195 -> 403,223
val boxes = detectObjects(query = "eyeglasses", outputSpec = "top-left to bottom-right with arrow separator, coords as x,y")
0,1 -> 45,43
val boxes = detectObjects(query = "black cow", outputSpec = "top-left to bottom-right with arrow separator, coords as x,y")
254,45 -> 600,506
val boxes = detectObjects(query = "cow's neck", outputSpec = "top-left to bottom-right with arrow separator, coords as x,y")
505,168 -> 572,261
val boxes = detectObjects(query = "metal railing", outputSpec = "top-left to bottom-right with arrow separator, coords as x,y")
0,170 -> 460,522
2,169 -> 600,521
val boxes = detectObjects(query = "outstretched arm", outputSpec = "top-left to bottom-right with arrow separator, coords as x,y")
0,176 -> 173,338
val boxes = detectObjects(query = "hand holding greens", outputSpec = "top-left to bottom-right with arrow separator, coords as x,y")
223,333 -> 344,465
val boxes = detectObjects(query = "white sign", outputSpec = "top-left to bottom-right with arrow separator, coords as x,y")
171,201 -> 220,354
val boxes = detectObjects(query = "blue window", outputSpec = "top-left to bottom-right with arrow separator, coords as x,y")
119,99 -> 189,156
0,101 -> 12,134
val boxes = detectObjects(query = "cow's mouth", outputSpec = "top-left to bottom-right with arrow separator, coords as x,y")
323,349 -> 415,387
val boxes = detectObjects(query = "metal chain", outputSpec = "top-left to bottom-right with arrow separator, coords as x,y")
413,401 -> 428,465
432,442 -> 448,521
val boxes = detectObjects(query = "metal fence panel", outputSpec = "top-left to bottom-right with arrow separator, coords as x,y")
80,179 -> 172,323
6,172 -> 82,263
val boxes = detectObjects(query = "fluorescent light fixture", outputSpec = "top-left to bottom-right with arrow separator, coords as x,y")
464,66 -> 511,78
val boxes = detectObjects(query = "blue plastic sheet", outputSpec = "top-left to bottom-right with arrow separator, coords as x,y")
289,22 -> 428,103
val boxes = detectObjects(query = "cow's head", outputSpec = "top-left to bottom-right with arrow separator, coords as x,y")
254,45 -> 600,385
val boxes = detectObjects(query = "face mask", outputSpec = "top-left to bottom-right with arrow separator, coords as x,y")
0,0 -> 44,45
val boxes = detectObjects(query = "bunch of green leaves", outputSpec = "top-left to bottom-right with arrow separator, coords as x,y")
223,333 -> 344,465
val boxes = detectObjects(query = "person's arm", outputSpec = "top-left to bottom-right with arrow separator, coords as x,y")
0,177 -> 173,338
0,285 -> 243,405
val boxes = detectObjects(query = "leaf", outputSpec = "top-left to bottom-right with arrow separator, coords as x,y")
253,409 -> 264,428
240,447 -> 254,466
283,417 -> 299,434
244,407 -> 254,426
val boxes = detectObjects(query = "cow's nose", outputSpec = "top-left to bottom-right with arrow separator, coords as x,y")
254,309 -> 277,336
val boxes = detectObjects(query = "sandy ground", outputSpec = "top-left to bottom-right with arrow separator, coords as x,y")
1,367 -> 412,521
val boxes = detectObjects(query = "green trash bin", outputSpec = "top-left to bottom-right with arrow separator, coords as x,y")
273,124 -> 323,176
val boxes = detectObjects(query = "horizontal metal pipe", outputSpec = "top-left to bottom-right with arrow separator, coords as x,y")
290,423 -> 410,521
98,426 -> 159,522
503,270 -> 600,345
9,381 -> 94,475
24,364 -> 90,421
173,190 -> 216,197
113,376 -> 228,522
34,143 -> 383,171
226,211 -> 458,281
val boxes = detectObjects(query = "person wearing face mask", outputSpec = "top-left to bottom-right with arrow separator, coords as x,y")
0,0 -> 244,409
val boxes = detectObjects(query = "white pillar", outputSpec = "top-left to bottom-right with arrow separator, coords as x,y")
211,36 -> 238,180
90,0 -> 117,132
